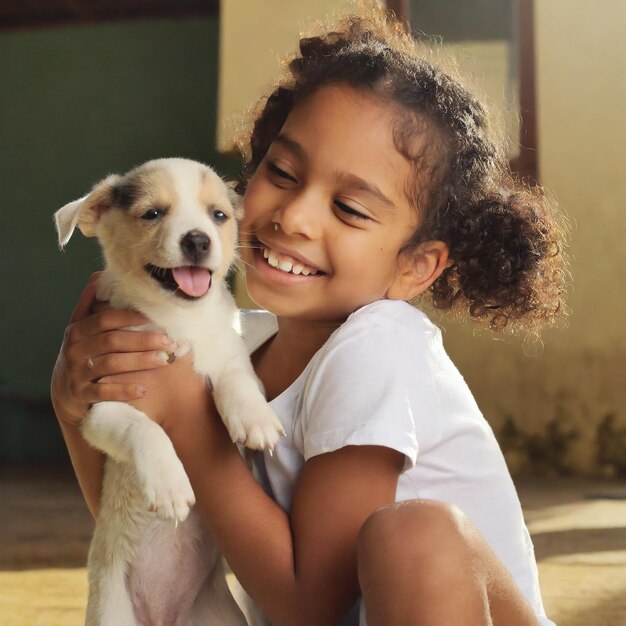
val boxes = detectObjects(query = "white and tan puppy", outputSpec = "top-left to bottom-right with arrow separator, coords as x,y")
55,158 -> 279,626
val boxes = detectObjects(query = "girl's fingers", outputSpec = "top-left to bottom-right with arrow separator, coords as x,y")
70,308 -> 152,340
66,323 -> 170,359
89,330 -> 173,358
85,382 -> 147,404
86,350 -> 175,380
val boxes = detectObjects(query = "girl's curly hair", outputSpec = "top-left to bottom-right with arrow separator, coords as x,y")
235,10 -> 569,334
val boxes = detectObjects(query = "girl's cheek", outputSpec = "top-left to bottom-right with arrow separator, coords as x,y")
242,176 -> 266,215
245,182 -> 281,227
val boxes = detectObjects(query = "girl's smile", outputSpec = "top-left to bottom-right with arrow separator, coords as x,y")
260,244 -> 321,276
241,84 -> 422,322
250,241 -> 326,285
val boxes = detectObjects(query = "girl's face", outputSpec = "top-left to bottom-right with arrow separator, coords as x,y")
241,84 -> 423,322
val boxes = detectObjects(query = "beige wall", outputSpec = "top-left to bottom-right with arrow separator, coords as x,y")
536,0 -> 626,352
443,40 -> 520,159
442,0 -> 626,476
218,0 -> 381,151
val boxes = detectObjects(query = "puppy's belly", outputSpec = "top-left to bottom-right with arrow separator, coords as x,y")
127,509 -> 218,625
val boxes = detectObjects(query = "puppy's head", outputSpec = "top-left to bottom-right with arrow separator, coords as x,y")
55,158 -> 242,301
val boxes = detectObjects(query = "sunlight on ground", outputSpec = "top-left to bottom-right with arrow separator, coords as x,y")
525,499 -> 626,534
2,558 -> 625,626
0,568 -> 87,626
527,497 -> 626,626
539,560 -> 626,626
0,570 -> 250,626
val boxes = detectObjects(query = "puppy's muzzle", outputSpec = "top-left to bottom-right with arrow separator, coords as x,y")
181,230 -> 210,265
146,229 -> 215,299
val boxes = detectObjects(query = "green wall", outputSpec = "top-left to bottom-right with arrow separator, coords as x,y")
0,17 -> 238,460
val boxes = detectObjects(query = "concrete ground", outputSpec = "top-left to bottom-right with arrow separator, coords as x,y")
519,479 -> 626,626
1,464 -> 625,626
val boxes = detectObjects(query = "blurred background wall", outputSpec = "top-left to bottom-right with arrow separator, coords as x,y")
1,0 -> 624,476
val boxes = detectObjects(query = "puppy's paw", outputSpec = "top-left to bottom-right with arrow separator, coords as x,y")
224,400 -> 285,451
135,447 -> 195,522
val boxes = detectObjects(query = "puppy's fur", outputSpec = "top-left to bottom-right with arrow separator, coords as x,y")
55,158 -> 280,626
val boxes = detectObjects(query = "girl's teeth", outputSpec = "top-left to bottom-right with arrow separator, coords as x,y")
263,247 -> 318,276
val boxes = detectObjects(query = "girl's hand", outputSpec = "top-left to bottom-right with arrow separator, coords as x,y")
50,273 -> 175,426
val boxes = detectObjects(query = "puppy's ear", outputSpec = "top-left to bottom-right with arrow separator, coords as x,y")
54,175 -> 120,248
225,181 -> 244,220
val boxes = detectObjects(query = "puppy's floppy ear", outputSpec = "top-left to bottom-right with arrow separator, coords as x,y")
225,181 -> 244,220
54,174 -> 120,248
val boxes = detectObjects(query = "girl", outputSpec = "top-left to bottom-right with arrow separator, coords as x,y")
51,11 -> 567,626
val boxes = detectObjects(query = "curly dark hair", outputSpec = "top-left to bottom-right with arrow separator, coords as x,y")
235,10 -> 569,334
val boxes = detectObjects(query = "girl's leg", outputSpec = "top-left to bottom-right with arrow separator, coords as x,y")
357,500 -> 540,626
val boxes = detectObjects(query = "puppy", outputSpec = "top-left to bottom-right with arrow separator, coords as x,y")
55,158 -> 280,626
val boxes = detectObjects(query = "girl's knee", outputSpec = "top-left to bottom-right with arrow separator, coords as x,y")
358,499 -> 477,574
358,501 -> 536,624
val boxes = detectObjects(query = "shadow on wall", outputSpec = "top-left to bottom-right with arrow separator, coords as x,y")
500,412 -> 626,479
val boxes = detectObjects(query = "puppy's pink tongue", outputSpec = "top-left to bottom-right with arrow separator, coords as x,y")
172,267 -> 211,297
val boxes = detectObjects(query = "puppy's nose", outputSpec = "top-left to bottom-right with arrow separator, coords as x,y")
181,230 -> 210,264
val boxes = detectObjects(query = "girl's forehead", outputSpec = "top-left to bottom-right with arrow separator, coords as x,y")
286,84 -> 393,132
279,86 -> 405,164
278,84 -> 419,201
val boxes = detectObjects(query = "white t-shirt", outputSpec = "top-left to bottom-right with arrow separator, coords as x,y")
241,300 -> 554,626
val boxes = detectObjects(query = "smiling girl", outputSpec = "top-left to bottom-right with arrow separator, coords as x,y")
51,10 -> 567,626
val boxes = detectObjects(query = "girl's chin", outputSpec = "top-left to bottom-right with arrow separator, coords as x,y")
245,278 -> 361,324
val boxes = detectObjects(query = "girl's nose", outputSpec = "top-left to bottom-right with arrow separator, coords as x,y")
275,190 -> 323,239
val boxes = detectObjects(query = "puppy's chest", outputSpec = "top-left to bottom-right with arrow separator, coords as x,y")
122,320 -> 194,360
100,276 -> 236,376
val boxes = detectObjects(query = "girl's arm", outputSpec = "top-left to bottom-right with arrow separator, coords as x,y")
149,362 -> 404,626
50,274 -> 175,518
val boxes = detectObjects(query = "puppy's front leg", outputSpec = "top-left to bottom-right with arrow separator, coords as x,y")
83,401 -> 195,521
196,332 -> 284,450
213,371 -> 283,450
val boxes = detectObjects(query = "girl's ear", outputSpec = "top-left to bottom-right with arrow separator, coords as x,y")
387,241 -> 449,301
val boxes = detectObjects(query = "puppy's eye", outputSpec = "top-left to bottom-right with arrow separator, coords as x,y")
141,208 -> 166,221
212,209 -> 229,224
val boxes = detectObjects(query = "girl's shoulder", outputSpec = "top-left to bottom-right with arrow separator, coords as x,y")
348,299 -> 436,328
237,300 -> 442,363
328,300 -> 441,352
297,301 -> 452,469
304,300 -> 446,389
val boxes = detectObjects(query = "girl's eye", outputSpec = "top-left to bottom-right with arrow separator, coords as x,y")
267,161 -> 297,182
213,209 -> 229,223
334,200 -> 369,221
141,208 -> 166,220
